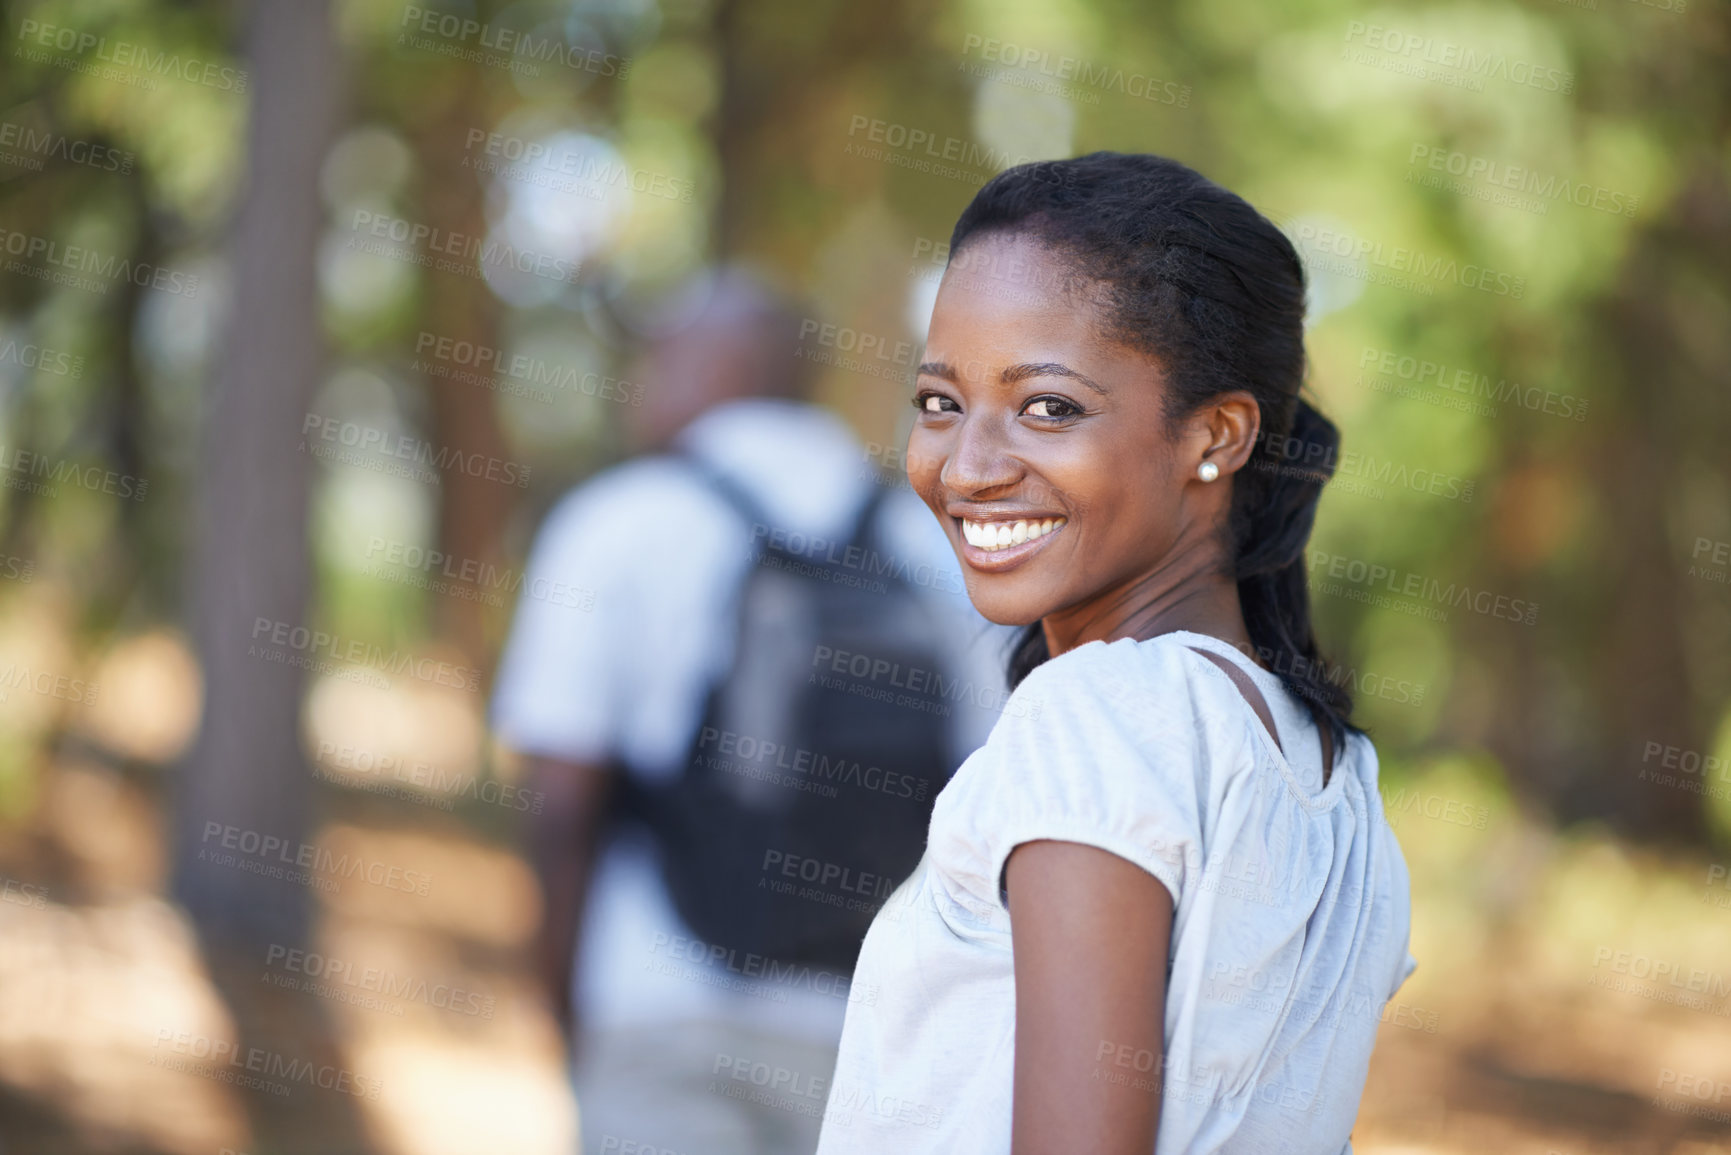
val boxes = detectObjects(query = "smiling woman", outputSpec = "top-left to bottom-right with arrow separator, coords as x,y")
814,152 -> 1417,1155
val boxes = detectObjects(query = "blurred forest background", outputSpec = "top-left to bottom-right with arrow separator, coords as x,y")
1,0 -> 1729,1152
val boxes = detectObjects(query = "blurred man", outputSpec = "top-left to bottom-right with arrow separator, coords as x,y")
490,265 -> 1007,1155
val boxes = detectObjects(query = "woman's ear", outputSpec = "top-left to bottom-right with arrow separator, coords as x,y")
1199,391 -> 1263,477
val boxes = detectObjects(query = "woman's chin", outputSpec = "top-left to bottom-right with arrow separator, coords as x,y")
961,582 -> 1050,629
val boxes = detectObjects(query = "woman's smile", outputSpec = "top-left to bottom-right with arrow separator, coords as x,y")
954,513 -> 1069,569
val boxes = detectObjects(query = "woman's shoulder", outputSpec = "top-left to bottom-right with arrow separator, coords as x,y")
1001,634 -> 1250,735
955,636 -> 1228,802
1004,634 -> 1200,708
929,637 -> 1226,910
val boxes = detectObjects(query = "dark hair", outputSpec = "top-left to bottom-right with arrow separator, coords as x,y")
949,151 -> 1360,749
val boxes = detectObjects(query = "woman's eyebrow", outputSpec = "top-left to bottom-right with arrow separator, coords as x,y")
1003,362 -> 1111,396
915,360 -> 1112,397
920,361 -> 1107,398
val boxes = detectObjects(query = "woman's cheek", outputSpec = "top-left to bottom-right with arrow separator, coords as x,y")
904,431 -> 946,510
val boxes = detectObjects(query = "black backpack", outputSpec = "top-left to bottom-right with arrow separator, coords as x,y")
612,453 -> 957,973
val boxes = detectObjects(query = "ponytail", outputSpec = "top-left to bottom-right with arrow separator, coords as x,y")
1236,396 -> 1354,751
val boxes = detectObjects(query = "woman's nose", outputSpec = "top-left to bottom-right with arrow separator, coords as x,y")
939,415 -> 1021,497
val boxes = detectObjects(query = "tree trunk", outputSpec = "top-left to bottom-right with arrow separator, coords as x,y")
407,76 -> 511,668
172,0 -> 344,953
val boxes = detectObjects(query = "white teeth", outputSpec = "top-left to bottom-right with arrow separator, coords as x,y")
959,517 -> 1067,553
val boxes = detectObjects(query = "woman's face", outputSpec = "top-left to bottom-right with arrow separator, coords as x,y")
908,231 -> 1231,629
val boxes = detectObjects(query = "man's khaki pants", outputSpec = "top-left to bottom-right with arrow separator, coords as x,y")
573,1018 -> 841,1155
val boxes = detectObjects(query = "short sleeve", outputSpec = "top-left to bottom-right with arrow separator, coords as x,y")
489,480 -> 637,762
928,638 -> 1205,914
1379,817 -> 1419,999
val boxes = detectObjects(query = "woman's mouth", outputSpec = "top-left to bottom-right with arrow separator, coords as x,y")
955,516 -> 1067,570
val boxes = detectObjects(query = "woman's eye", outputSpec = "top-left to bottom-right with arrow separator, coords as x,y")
913,392 -> 957,414
1023,396 -> 1079,419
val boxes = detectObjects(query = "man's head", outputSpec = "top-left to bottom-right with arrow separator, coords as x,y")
623,265 -> 812,449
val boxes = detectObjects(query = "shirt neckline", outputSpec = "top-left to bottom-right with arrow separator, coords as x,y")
1155,630 -> 1347,810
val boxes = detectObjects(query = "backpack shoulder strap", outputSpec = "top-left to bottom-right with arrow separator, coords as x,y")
1188,647 -> 1284,755
1187,646 -> 1337,786
673,451 -> 888,555
670,450 -> 771,538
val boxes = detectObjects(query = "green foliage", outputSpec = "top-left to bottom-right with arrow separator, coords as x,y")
0,0 -> 1726,844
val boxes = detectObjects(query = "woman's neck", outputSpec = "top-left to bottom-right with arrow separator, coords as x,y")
1040,551 -> 1256,664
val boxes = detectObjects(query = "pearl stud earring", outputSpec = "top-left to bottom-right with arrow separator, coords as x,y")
1197,461 -> 1219,482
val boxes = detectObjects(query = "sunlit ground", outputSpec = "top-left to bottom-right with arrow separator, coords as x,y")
3,615 -> 1730,1154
